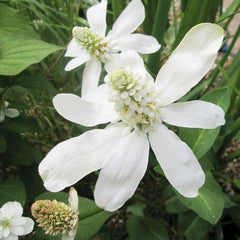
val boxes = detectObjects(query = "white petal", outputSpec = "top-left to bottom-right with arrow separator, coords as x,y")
4,233 -> 18,240
149,124 -> 205,198
115,33 -> 160,54
65,54 -> 90,71
4,108 -> 19,118
159,100 -> 225,129
68,187 -> 79,215
87,0 -> 107,36
62,233 -> 74,240
21,218 -> 34,235
105,51 -> 146,77
65,39 -> 85,57
94,130 -> 149,211
3,226 -> 10,237
0,110 -> 5,122
39,123 -> 127,192
10,217 -> 26,226
53,86 -> 116,127
155,23 -> 224,106
10,226 -> 24,236
109,0 -> 145,39
82,59 -> 101,96
0,202 -> 23,218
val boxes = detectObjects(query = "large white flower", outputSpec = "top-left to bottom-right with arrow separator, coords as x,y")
64,0 -> 160,96
0,201 -> 34,240
39,23 -> 225,212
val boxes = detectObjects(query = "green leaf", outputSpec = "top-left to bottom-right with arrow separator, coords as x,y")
179,88 -> 230,159
0,3 -> 39,38
127,215 -> 169,240
177,172 -> 225,224
0,4 -> 64,76
0,134 -> 7,153
4,116 -> 41,134
165,196 -> 188,214
0,34 -> 64,76
35,192 -> 114,240
15,75 -> 58,93
0,178 -> 26,206
178,211 -> 211,240
147,0 -> 171,75
172,0 -> 220,49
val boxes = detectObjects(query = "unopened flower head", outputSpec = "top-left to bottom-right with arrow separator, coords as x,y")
31,187 -> 79,240
73,27 -> 111,62
0,201 -> 34,240
31,199 -> 77,236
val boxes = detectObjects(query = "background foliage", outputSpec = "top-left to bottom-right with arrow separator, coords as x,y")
0,0 -> 240,239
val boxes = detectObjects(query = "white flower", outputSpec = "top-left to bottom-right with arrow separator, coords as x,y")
0,201 -> 34,240
39,23 -> 225,212
31,187 -> 79,240
64,0 -> 160,96
0,101 -> 20,123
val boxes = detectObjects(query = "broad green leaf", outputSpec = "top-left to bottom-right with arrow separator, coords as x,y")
127,215 -> 169,240
165,196 -> 188,214
35,192 -> 114,240
177,172 -> 225,224
15,75 -> 58,93
4,116 -> 41,134
178,211 -> 211,240
0,134 -> 7,153
0,4 -> 64,76
0,34 -> 64,76
179,88 -> 230,159
0,3 -> 39,38
0,178 -> 26,206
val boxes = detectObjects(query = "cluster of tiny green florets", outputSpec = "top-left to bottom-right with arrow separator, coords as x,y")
73,26 -> 111,62
107,68 -> 160,131
31,199 -> 78,236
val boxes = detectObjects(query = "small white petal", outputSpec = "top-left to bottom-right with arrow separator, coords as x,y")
115,33 -> 160,54
0,202 -> 23,218
87,0 -> 107,36
3,226 -> 10,237
68,187 -> 79,215
159,100 -> 225,129
62,233 -> 75,240
4,108 -> 19,118
94,130 -> 149,211
10,217 -> 26,226
149,124 -> 205,198
65,54 -> 90,71
53,86 -> 116,127
4,233 -> 18,240
39,123 -> 128,192
82,59 -> 101,96
65,39 -> 85,57
21,217 -> 34,235
109,0 -> 144,39
10,226 -> 24,236
155,23 -> 224,106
